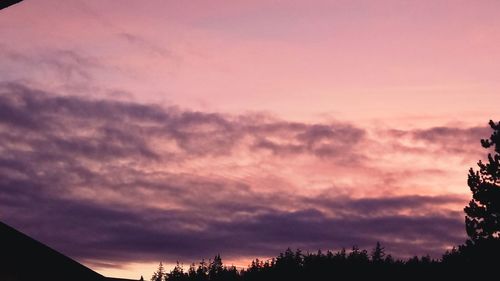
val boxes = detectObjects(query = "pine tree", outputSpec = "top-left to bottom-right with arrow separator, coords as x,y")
208,254 -> 223,280
371,242 -> 385,263
196,259 -> 209,280
151,262 -> 166,281
168,261 -> 186,280
188,263 -> 197,279
464,120 -> 500,241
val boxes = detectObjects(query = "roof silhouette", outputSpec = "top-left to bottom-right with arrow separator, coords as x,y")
0,0 -> 23,10
0,221 -> 137,281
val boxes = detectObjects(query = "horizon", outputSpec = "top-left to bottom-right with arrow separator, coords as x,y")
1,1 -> 499,279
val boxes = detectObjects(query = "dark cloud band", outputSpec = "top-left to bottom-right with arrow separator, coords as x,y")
0,83 -> 476,267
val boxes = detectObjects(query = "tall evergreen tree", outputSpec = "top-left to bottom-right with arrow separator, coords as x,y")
196,259 -> 209,280
464,120 -> 500,241
151,262 -> 166,281
371,242 -> 385,263
208,254 -> 223,280
168,261 -> 186,280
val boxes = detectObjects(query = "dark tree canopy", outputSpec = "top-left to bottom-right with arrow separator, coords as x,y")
464,120 -> 500,241
371,242 -> 385,263
151,262 -> 166,281
151,244 -> 500,281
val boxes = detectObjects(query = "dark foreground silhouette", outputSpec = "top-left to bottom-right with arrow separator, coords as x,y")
148,241 -> 500,281
0,0 -> 23,10
0,221 -> 138,281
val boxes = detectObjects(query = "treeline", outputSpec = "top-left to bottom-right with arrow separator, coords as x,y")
149,240 -> 500,281
147,120 -> 500,280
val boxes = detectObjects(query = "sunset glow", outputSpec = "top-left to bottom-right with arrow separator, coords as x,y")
1,1 -> 499,279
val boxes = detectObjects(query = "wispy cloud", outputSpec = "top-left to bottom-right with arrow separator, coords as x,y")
0,82 -> 486,267
0,45 -> 101,84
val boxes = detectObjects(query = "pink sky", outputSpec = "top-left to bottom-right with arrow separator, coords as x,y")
0,0 -> 499,279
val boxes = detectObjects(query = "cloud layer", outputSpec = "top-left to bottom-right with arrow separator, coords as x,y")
0,82 -> 489,268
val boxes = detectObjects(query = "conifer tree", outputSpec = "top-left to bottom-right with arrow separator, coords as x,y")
464,120 -> 500,241
151,262 -> 166,281
371,242 -> 385,263
209,254 -> 223,280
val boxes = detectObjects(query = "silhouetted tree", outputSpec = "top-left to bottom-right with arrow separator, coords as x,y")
168,262 -> 187,280
347,246 -> 369,264
371,242 -> 385,263
333,248 -> 347,262
464,120 -> 500,241
208,254 -> 223,280
195,259 -> 209,281
187,263 -> 197,280
151,262 -> 166,281
384,254 -> 395,264
151,241 -> 494,281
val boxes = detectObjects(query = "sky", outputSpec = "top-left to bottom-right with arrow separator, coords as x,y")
0,0 -> 499,279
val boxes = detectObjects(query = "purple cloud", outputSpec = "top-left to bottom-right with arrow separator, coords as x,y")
0,82 -> 477,268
